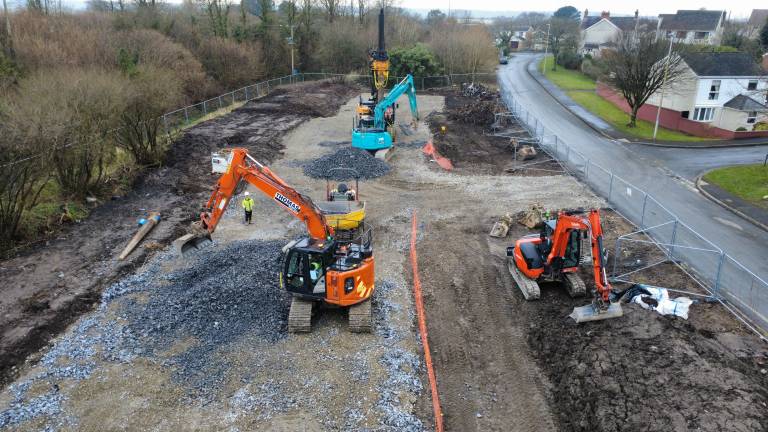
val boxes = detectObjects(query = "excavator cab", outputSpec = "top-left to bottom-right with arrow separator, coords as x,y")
282,239 -> 336,299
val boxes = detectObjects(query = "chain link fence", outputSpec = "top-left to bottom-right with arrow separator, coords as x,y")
499,77 -> 768,339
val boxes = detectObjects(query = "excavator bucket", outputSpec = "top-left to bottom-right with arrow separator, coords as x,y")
569,301 -> 623,323
173,233 -> 212,256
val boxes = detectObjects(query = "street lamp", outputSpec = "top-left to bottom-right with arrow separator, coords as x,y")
652,40 -> 674,141
283,24 -> 296,75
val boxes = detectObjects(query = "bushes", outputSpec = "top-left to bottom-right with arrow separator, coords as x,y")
193,37 -> 265,91
581,58 -> 605,80
389,43 -> 442,77
316,21 -> 368,73
117,66 -> 184,166
556,50 -> 582,70
6,69 -> 128,198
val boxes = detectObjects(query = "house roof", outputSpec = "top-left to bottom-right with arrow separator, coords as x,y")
581,16 -> 638,31
658,10 -> 724,31
748,9 -> 768,27
681,52 -> 763,77
723,95 -> 768,112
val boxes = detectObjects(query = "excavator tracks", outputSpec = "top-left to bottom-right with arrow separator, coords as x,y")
563,272 -> 587,298
507,259 -> 540,300
288,298 -> 314,333
348,300 -> 373,333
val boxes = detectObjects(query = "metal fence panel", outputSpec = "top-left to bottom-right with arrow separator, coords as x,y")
718,256 -> 768,331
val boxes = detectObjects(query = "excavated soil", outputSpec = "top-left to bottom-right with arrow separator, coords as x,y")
428,89 -> 562,176
0,80 -> 358,387
508,212 -> 768,432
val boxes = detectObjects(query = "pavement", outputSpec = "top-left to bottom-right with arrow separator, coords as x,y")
697,175 -> 768,232
525,58 -> 768,148
498,53 -> 768,288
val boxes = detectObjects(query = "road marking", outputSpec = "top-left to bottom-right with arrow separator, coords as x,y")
713,216 -> 743,231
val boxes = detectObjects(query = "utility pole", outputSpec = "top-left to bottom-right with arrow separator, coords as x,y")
541,23 -> 550,74
652,40 -> 674,141
2,0 -> 12,58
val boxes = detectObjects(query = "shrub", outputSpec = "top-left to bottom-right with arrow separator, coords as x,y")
316,21 -> 369,73
117,66 -> 184,166
193,37 -> 266,91
112,29 -> 210,101
557,50 -> 582,70
6,69 -> 129,198
581,58 -> 605,81
389,43 -> 443,77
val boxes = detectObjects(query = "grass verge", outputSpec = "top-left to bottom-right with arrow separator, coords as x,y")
703,164 -> 768,208
538,57 -> 709,142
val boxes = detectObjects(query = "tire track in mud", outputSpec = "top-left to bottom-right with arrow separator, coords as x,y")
418,216 -> 556,431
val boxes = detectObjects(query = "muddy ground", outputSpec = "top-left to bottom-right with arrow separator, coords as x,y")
0,83 -> 767,432
0,80 -> 358,387
428,90 -> 562,176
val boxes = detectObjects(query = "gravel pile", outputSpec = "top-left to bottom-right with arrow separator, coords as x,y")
303,148 -> 390,180
119,240 -> 289,396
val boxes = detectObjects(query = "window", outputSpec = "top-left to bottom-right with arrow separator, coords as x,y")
708,80 -> 720,100
747,80 -> 758,91
694,31 -> 708,39
693,107 -> 715,122
681,111 -> 690,119
747,111 -> 757,124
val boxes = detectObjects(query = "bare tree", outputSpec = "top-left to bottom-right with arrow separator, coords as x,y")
319,0 -> 339,22
2,0 -> 12,58
200,0 -> 231,37
602,35 -> 685,127
547,16 -> 579,71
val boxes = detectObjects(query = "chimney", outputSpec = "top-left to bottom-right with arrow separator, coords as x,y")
763,53 -> 768,72
635,10 -> 639,19
583,9 -> 588,20
601,11 -> 610,19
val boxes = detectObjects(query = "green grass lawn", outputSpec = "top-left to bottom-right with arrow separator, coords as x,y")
538,57 -> 709,142
541,56 -> 596,90
704,164 -> 768,208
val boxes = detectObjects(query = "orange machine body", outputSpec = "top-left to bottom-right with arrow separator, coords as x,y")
198,148 -> 374,307
512,209 -> 612,301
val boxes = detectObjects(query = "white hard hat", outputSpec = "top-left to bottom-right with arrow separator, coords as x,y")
244,191 -> 250,196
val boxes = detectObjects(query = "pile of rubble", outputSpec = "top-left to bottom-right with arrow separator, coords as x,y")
303,147 -> 390,180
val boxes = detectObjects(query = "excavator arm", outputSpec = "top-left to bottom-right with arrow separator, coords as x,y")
198,148 -> 331,241
546,210 -> 612,302
373,74 -> 419,129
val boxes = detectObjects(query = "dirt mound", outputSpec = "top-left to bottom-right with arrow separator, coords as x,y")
448,100 -> 501,127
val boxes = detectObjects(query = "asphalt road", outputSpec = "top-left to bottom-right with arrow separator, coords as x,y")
498,53 -> 768,306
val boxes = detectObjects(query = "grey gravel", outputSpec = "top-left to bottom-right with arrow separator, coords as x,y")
303,148 -> 390,180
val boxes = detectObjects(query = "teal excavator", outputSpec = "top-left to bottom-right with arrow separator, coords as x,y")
352,8 -> 419,159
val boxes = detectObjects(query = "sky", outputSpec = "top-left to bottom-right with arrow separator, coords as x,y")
7,0 -> 760,20
399,0 -> 758,19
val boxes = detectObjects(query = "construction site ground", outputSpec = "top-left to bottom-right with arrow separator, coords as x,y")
1,82 -> 766,431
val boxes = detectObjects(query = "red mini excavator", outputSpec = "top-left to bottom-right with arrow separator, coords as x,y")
175,148 -> 375,333
506,209 -> 623,322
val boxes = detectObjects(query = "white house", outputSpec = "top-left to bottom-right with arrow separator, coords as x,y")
647,52 -> 768,133
579,10 -> 657,57
656,10 -> 725,45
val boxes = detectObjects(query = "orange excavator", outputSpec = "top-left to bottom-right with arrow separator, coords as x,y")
506,209 -> 623,322
175,148 -> 375,333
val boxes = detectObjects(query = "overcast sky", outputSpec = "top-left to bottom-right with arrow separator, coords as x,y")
7,0 -> 760,20
401,0 -> 757,19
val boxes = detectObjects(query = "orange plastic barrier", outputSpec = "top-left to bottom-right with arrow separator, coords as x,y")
422,141 -> 454,171
410,212 -> 444,432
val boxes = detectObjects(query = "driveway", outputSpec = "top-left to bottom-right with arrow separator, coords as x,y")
498,53 -> 768,288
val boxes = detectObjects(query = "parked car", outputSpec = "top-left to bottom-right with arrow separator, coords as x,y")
499,56 -> 509,65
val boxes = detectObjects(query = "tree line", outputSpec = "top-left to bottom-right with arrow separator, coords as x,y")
0,2 -> 497,252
